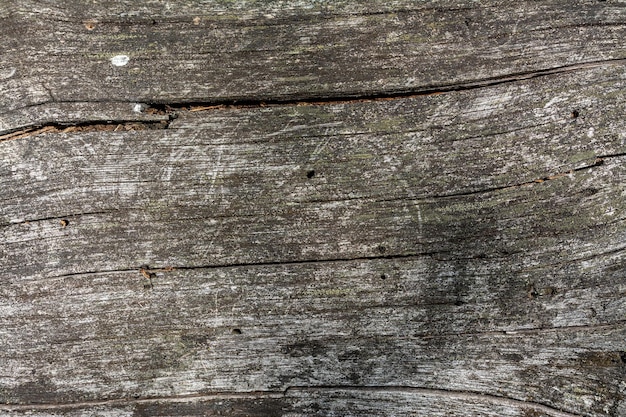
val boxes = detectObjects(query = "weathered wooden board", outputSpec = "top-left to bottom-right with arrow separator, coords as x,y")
2,63 -> 626,416
2,65 -> 626,276
1,1 -> 626,115
1,258 -> 625,412
2,387 -> 620,417
2,1 -> 626,416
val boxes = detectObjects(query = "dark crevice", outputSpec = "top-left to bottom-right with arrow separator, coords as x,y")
3,211 -> 117,228
1,379 -> 605,414
0,385 -> 583,416
431,156 -> 611,200
3,153 -> 622,231
283,386 -> 584,417
168,251 -> 446,271
519,244 -> 626,273
144,58 -> 626,112
535,21 -> 626,31
20,5 -> 480,28
10,385 -> 577,417
421,321 -> 626,340
47,251 -> 450,281
0,119 -> 171,143
0,390 -> 283,410
2,58 -> 624,142
333,155 -> 618,205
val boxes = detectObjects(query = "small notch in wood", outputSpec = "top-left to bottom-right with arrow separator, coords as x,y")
59,219 -> 69,228
232,328 -> 242,334
139,265 -> 156,289
306,170 -> 316,179
571,109 -> 580,119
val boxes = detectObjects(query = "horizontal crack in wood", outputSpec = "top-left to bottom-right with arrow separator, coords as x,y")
3,153 -> 621,228
519,245 -> 626,273
431,156 -> 611,199
2,210 -> 117,228
146,57 -> 626,112
0,391 -> 283,411
2,58 -> 624,142
42,251 -> 448,281
0,386 -> 588,416
421,321 -> 626,340
0,120 -> 170,143
284,386 -> 586,417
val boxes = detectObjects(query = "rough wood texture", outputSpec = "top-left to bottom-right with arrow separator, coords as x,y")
1,1 -> 625,416
2,1 -> 626,114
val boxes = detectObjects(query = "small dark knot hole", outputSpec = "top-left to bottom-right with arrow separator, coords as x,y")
571,109 -> 580,119
306,170 -> 315,179
232,328 -> 242,334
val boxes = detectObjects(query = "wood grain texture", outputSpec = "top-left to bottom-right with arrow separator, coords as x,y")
2,63 -> 626,416
1,1 -> 625,114
2,1 -> 626,416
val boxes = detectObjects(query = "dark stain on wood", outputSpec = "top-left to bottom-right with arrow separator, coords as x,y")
132,398 -> 288,417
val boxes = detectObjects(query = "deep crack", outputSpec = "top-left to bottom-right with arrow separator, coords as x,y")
1,58 -> 624,142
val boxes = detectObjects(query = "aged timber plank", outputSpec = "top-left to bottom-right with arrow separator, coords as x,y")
2,2 -> 626,415
1,62 -> 626,416
1,1 -> 625,114
0,388 -> 607,417
1,64 -> 625,277
0,260 -> 624,414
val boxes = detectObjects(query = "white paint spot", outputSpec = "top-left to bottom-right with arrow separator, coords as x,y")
111,55 -> 130,66
133,103 -> 144,113
587,127 -> 595,138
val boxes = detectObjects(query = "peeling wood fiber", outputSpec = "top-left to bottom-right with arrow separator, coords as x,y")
1,1 -> 626,416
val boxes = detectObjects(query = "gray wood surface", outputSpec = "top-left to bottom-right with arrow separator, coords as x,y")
1,1 -> 625,416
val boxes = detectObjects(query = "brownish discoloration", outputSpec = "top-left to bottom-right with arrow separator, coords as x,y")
83,19 -> 97,30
